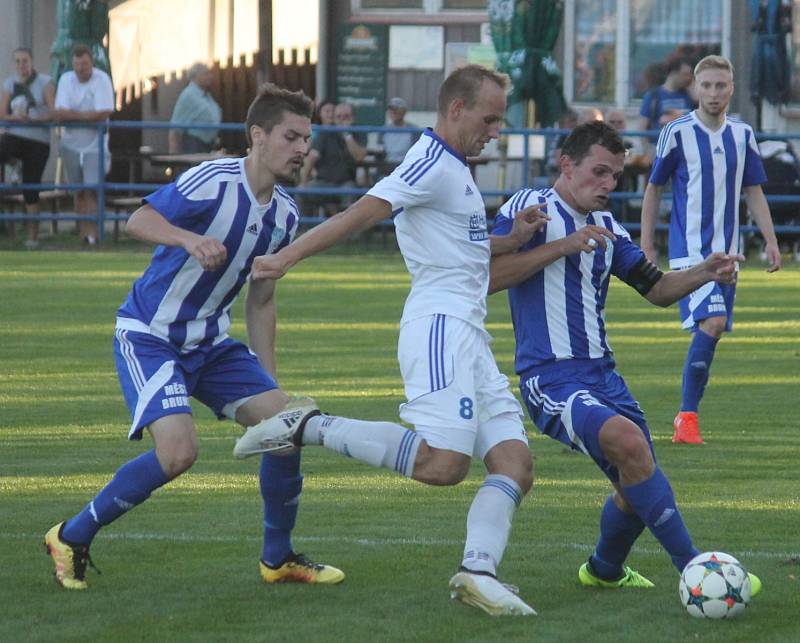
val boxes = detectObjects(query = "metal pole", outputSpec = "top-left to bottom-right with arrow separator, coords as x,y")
97,121 -> 106,243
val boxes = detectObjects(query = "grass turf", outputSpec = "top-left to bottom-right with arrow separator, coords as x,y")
0,250 -> 798,642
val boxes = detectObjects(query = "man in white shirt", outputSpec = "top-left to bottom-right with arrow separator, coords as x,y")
235,65 -> 548,616
53,44 -> 114,245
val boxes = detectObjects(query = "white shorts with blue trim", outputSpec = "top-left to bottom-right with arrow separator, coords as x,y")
397,314 -> 526,459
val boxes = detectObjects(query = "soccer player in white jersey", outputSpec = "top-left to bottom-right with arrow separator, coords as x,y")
491,120 -> 761,594
45,84 -> 344,589
640,55 -> 781,444
237,65 -> 548,616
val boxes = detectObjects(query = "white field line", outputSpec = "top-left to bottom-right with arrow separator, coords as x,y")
8,531 -> 799,561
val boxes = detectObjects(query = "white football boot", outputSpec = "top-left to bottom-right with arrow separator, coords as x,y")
449,570 -> 536,616
233,397 -> 320,459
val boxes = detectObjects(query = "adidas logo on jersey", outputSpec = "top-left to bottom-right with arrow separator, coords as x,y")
464,185 -> 473,195
713,146 -> 724,155
246,223 -> 259,235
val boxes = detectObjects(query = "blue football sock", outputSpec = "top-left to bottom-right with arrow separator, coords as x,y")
622,467 -> 699,572
62,450 -> 168,545
681,330 -> 719,413
260,451 -> 302,567
590,495 -> 646,580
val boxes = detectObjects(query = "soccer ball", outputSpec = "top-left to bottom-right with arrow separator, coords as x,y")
679,552 -> 751,619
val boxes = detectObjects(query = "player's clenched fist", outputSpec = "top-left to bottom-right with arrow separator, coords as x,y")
701,251 -> 745,284
185,234 -> 227,271
251,252 -> 291,280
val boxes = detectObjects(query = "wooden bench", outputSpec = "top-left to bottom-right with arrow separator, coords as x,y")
107,196 -> 143,242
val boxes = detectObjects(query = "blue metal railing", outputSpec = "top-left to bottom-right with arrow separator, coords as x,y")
2,120 -> 799,241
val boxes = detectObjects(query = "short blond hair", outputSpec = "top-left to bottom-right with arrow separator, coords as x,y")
437,65 -> 509,116
694,55 -> 733,78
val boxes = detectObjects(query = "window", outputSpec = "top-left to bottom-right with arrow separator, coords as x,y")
791,0 -> 800,102
630,0 -> 722,98
360,0 -> 423,9
573,0 -> 616,103
566,0 -> 727,106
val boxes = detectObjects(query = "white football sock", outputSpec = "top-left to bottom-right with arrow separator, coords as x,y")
303,415 -> 421,478
462,474 -> 522,575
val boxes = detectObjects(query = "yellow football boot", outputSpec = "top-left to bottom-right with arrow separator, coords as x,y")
44,522 -> 96,590
260,552 -> 344,584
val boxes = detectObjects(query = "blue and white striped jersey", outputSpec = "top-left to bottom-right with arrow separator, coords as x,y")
368,129 -> 489,328
494,188 -> 646,375
117,157 -> 299,352
649,111 -> 766,269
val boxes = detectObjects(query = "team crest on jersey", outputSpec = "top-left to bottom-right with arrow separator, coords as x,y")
468,210 -> 488,241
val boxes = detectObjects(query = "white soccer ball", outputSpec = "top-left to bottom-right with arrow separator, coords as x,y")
678,551 -> 751,619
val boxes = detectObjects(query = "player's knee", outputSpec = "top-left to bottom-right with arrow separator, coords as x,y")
699,316 -> 726,338
484,440 -> 534,495
156,438 -> 199,478
599,419 -> 652,470
413,444 -> 470,486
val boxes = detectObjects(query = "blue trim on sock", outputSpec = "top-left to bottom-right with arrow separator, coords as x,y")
482,474 -> 522,507
681,330 -> 719,412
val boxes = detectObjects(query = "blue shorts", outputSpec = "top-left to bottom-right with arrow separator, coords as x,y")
678,281 -> 735,331
114,328 -> 277,440
519,358 -> 654,483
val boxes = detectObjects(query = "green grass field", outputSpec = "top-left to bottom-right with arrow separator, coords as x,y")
1,250 -> 798,642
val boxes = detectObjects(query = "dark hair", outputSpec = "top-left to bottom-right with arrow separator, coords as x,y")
665,57 -> 692,76
560,121 -> 626,165
245,83 -> 314,145
13,47 -> 33,59
71,44 -> 92,60
437,64 -> 509,116
313,98 -> 335,124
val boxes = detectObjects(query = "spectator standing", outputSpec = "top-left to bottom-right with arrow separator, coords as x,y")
300,101 -> 367,216
53,44 -> 114,246
0,47 -> 55,249
638,57 -> 695,157
169,63 -> 222,154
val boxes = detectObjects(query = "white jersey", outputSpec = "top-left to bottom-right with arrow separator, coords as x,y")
368,129 -> 489,328
55,68 -> 114,153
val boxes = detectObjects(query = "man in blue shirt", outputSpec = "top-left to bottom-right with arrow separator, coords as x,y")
45,84 -> 343,590
169,63 -> 222,153
490,121 -> 761,594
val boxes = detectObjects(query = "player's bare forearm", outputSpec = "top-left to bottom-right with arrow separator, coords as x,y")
490,225 -> 615,293
489,204 -> 549,256
743,186 -> 782,272
127,205 -> 228,270
489,240 -> 566,294
640,183 -> 663,262
645,252 -> 744,307
251,195 -> 391,279
245,279 -> 278,376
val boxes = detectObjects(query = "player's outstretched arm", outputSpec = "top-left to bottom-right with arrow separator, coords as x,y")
251,195 -> 392,280
489,203 -> 550,256
743,185 -> 782,273
644,251 -> 745,307
489,225 -> 615,294
126,204 -> 228,271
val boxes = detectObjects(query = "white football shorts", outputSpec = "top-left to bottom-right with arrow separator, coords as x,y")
397,314 -> 527,459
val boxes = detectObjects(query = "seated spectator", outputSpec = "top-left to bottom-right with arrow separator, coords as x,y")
52,44 -> 114,245
379,97 -> 418,169
311,98 -> 335,143
169,63 -> 222,154
0,47 -> 55,249
300,101 -> 366,216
